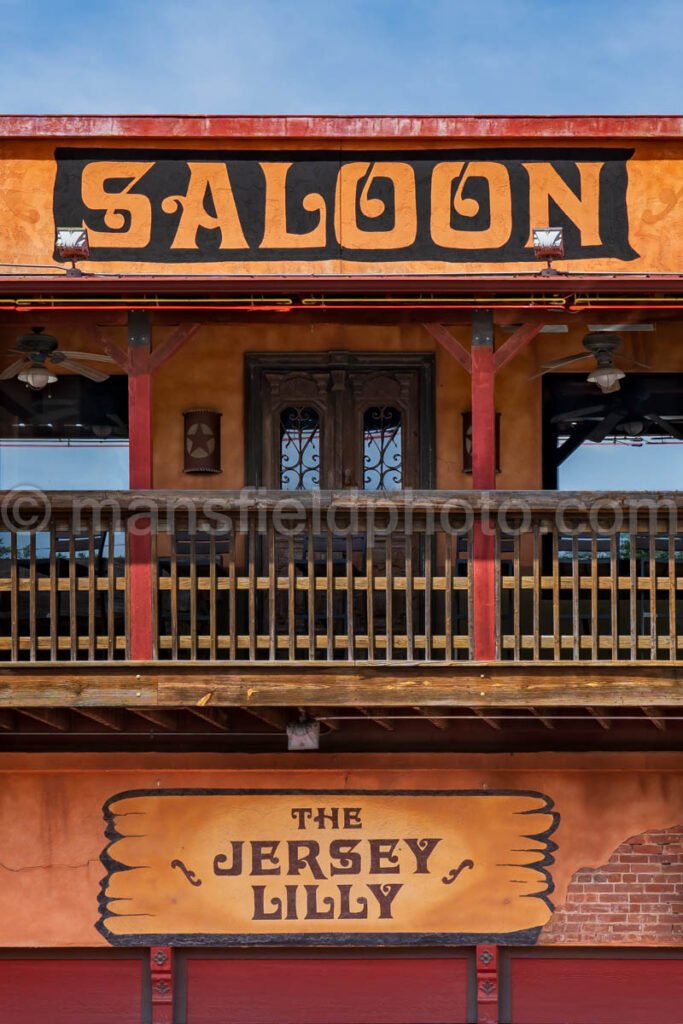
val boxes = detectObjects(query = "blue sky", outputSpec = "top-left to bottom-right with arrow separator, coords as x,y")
0,0 -> 680,114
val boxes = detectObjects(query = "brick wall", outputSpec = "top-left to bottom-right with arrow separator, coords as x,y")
540,824 -> 682,945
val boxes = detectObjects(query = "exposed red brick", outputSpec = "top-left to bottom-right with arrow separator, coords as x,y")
540,824 -> 682,946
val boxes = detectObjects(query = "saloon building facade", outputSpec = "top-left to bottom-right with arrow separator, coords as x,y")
0,115 -> 681,1023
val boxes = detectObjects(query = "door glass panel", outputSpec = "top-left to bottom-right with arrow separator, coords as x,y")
280,406 -> 321,489
363,405 -> 403,489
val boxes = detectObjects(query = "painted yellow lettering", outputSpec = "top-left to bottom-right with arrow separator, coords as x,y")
336,162 -> 417,249
81,161 -> 154,248
260,163 -> 327,248
430,161 -> 512,249
525,162 -> 603,246
162,163 -> 248,249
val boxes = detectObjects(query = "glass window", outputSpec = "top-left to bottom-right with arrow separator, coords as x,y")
363,405 -> 403,489
280,406 -> 321,489
0,376 -> 129,489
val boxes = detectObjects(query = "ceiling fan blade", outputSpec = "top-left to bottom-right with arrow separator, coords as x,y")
0,358 -> 29,380
543,352 -> 590,369
530,354 -> 591,379
643,412 -> 683,441
618,357 -> 652,371
61,351 -> 115,363
54,357 -> 109,383
550,404 -> 607,423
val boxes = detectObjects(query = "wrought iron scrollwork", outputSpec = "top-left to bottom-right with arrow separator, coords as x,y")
280,406 -> 321,489
363,405 -> 403,489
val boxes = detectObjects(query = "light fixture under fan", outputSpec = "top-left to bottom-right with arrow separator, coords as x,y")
0,327 -> 114,390
532,332 -> 650,393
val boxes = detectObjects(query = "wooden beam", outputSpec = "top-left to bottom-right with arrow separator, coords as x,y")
1,663 -> 682,708
471,708 -> 502,731
493,322 -> 544,373
91,326 -> 130,372
129,708 -> 177,730
75,708 -> 123,730
471,311 -> 497,662
246,708 -> 290,731
413,706 -> 449,730
127,312 -> 154,662
19,708 -> 70,730
148,323 -> 200,374
358,707 -> 394,731
527,707 -> 555,729
303,707 -> 340,731
423,323 -> 472,374
641,706 -> 667,731
587,707 -> 612,730
187,707 -> 230,730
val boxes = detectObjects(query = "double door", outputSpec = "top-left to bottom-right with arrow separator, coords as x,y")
247,353 -> 432,491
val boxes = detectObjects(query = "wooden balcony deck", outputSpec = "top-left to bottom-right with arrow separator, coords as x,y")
0,490 -> 682,703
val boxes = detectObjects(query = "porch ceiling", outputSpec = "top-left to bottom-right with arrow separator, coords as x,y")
0,703 -> 680,753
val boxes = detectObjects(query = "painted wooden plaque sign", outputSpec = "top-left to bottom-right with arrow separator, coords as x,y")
98,788 -> 558,946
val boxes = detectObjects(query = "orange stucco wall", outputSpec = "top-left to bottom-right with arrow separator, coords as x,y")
0,751 -> 679,948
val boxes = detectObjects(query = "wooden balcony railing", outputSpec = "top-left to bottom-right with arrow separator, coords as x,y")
0,490 -> 681,665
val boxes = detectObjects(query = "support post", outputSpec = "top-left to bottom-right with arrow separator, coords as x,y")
150,946 -> 174,1024
127,311 -> 154,660
476,945 -> 499,1024
471,311 -> 497,660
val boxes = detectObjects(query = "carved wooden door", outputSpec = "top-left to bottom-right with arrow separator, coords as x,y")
247,354 -> 433,658
259,363 -> 421,491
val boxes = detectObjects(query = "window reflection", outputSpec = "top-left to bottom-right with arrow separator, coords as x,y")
280,406 -> 321,489
363,405 -> 402,489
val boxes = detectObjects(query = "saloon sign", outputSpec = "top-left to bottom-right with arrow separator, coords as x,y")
98,788 -> 558,946
53,147 -> 636,267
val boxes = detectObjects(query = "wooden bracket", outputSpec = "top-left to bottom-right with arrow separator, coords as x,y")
422,322 -> 472,374
150,946 -> 174,1024
476,944 -> 499,1024
424,320 -> 544,377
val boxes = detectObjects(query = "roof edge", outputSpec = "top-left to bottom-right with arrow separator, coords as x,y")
1,114 -> 683,140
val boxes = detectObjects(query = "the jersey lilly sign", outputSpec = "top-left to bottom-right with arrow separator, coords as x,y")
98,788 -> 559,946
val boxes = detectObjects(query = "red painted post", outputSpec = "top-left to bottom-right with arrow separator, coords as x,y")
476,945 -> 499,1024
471,311 -> 497,660
127,313 -> 154,661
150,946 -> 173,1024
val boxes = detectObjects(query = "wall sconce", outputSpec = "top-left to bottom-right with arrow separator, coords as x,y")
55,227 -> 90,276
287,719 -> 320,751
184,409 -> 222,473
532,226 -> 564,275
462,411 -> 501,474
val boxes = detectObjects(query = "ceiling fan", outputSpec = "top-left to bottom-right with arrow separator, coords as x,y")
550,377 -> 683,455
532,331 -> 650,393
0,327 -> 113,390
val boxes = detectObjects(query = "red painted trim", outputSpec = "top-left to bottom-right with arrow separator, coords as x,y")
471,342 -> 497,661
493,321 -> 544,373
422,322 -> 472,374
0,114 -> 682,139
0,273 -> 680,298
150,947 -> 173,1024
128,354 -> 154,661
472,523 -> 497,662
471,345 -> 496,490
148,322 -> 201,374
128,357 -> 152,488
476,945 -> 499,1024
